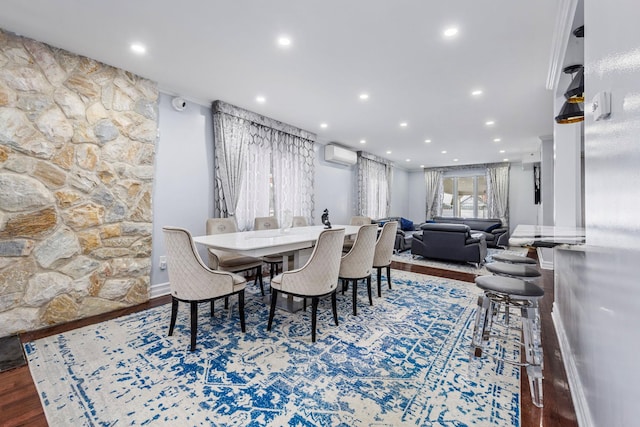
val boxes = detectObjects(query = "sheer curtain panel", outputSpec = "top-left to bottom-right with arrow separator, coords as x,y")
424,169 -> 443,220
356,152 -> 391,219
487,165 -> 510,226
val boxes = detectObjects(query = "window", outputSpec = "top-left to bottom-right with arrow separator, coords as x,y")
442,175 -> 487,218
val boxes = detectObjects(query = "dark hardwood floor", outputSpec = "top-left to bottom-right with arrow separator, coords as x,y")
0,254 -> 577,427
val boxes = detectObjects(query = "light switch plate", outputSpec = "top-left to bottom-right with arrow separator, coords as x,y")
591,91 -> 611,121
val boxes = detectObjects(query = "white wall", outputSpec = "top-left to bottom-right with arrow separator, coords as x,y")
390,167 -> 410,217
151,94 -> 214,291
407,170 -> 427,222
508,163 -> 539,235
313,144 -> 354,225
552,0 -> 640,425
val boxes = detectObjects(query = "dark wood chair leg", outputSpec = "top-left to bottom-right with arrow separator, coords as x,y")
257,266 -> 265,296
352,279 -> 358,316
386,265 -> 392,289
331,291 -> 339,326
224,296 -> 229,309
367,275 -> 373,306
377,267 -> 382,297
303,298 -> 307,311
190,301 -> 198,352
267,289 -> 278,331
168,297 -> 178,336
210,300 -> 214,317
238,291 -> 246,332
311,297 -> 319,342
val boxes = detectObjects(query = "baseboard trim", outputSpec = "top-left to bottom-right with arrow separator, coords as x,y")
552,304 -> 594,427
151,281 -> 170,299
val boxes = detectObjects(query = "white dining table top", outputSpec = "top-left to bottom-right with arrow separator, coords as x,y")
193,225 -> 361,258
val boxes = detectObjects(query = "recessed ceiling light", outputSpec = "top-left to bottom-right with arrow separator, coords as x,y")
386,150 -> 392,154
441,150 -> 447,154
320,123 -> 328,128
277,36 -> 291,47
471,89 -> 483,96
453,158 -> 459,162
130,43 -> 146,54
420,164 -> 425,168
400,122 -> 408,127
256,95 -> 266,103
485,120 -> 495,126
503,158 -> 509,162
499,149 -> 506,153
360,139 -> 366,144
424,139 -> 432,143
493,138 -> 501,142
405,159 -> 411,162
359,93 -> 369,100
443,27 -> 459,37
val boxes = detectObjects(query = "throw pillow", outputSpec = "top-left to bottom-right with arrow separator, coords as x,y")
485,223 -> 502,232
400,217 -> 414,231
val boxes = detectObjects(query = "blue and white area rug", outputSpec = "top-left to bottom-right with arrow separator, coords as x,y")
25,271 -> 520,426
392,247 -> 529,275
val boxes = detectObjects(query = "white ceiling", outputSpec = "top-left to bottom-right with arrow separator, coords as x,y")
0,0 -> 559,169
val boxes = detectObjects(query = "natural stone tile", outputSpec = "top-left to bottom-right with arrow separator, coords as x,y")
130,236 -> 152,258
71,122 -> 98,143
0,207 -> 57,239
33,160 -> 67,188
125,277 -> 149,304
0,258 -> 35,295
0,66 -> 51,92
100,224 -> 121,239
23,39 -> 67,86
129,119 -> 158,143
62,202 -> 105,229
134,99 -> 158,121
42,294 -> 78,325
51,144 -> 75,169
3,138 -> 56,160
109,257 -> 151,277
0,173 -> 55,212
86,102 -> 107,124
53,88 -> 85,120
77,229 -> 102,254
33,228 -> 80,268
103,236 -> 138,248
112,87 -> 133,111
0,83 -> 17,107
94,119 -> 120,144
59,255 -> 101,279
35,106 -> 74,143
99,278 -> 134,299
90,186 -> 115,207
91,247 -> 131,259
0,239 -> 35,256
130,189 -> 152,222
105,202 -> 127,223
0,307 -> 39,336
77,297 -> 127,318
55,189 -> 82,208
75,143 -> 99,170
97,162 -> 117,185
68,168 -> 100,193
24,271 -> 72,306
113,74 -> 142,100
17,93 -> 53,120
121,222 -> 152,236
86,271 -> 102,296
0,145 -> 9,162
3,154 -> 34,174
0,107 -> 38,145
0,292 -> 22,313
65,74 -> 100,102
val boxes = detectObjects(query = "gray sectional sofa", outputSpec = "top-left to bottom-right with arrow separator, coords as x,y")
431,216 -> 509,248
411,223 -> 488,265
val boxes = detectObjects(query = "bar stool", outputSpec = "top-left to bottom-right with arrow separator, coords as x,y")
492,253 -> 537,265
470,275 -> 545,408
486,262 -> 541,280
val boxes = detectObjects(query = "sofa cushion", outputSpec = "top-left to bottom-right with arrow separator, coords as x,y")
400,217 -> 414,231
485,223 -> 502,232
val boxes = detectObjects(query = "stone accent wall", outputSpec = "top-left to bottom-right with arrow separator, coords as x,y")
0,29 -> 158,337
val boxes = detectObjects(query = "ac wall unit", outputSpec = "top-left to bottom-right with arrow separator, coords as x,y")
324,144 -> 357,165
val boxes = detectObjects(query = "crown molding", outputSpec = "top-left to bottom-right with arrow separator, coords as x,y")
546,0 -> 579,91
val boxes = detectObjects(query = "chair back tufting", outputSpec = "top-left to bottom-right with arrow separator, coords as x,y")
374,221 -> 398,267
340,224 -> 378,278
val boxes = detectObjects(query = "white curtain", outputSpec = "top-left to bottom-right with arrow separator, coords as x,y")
357,154 -> 391,219
487,165 -> 510,225
424,169 -> 442,220
235,125 -> 271,230
212,114 -> 250,218
272,132 -> 315,228
212,101 -> 316,229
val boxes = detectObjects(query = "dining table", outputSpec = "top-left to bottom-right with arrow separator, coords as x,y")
193,224 -> 362,311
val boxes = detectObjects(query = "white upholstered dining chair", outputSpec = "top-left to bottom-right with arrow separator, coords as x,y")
342,215 -> 372,252
206,218 -> 265,295
338,224 -> 378,315
291,216 -> 308,227
163,226 -> 246,352
254,216 -> 286,280
373,221 -> 398,297
267,228 -> 345,342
